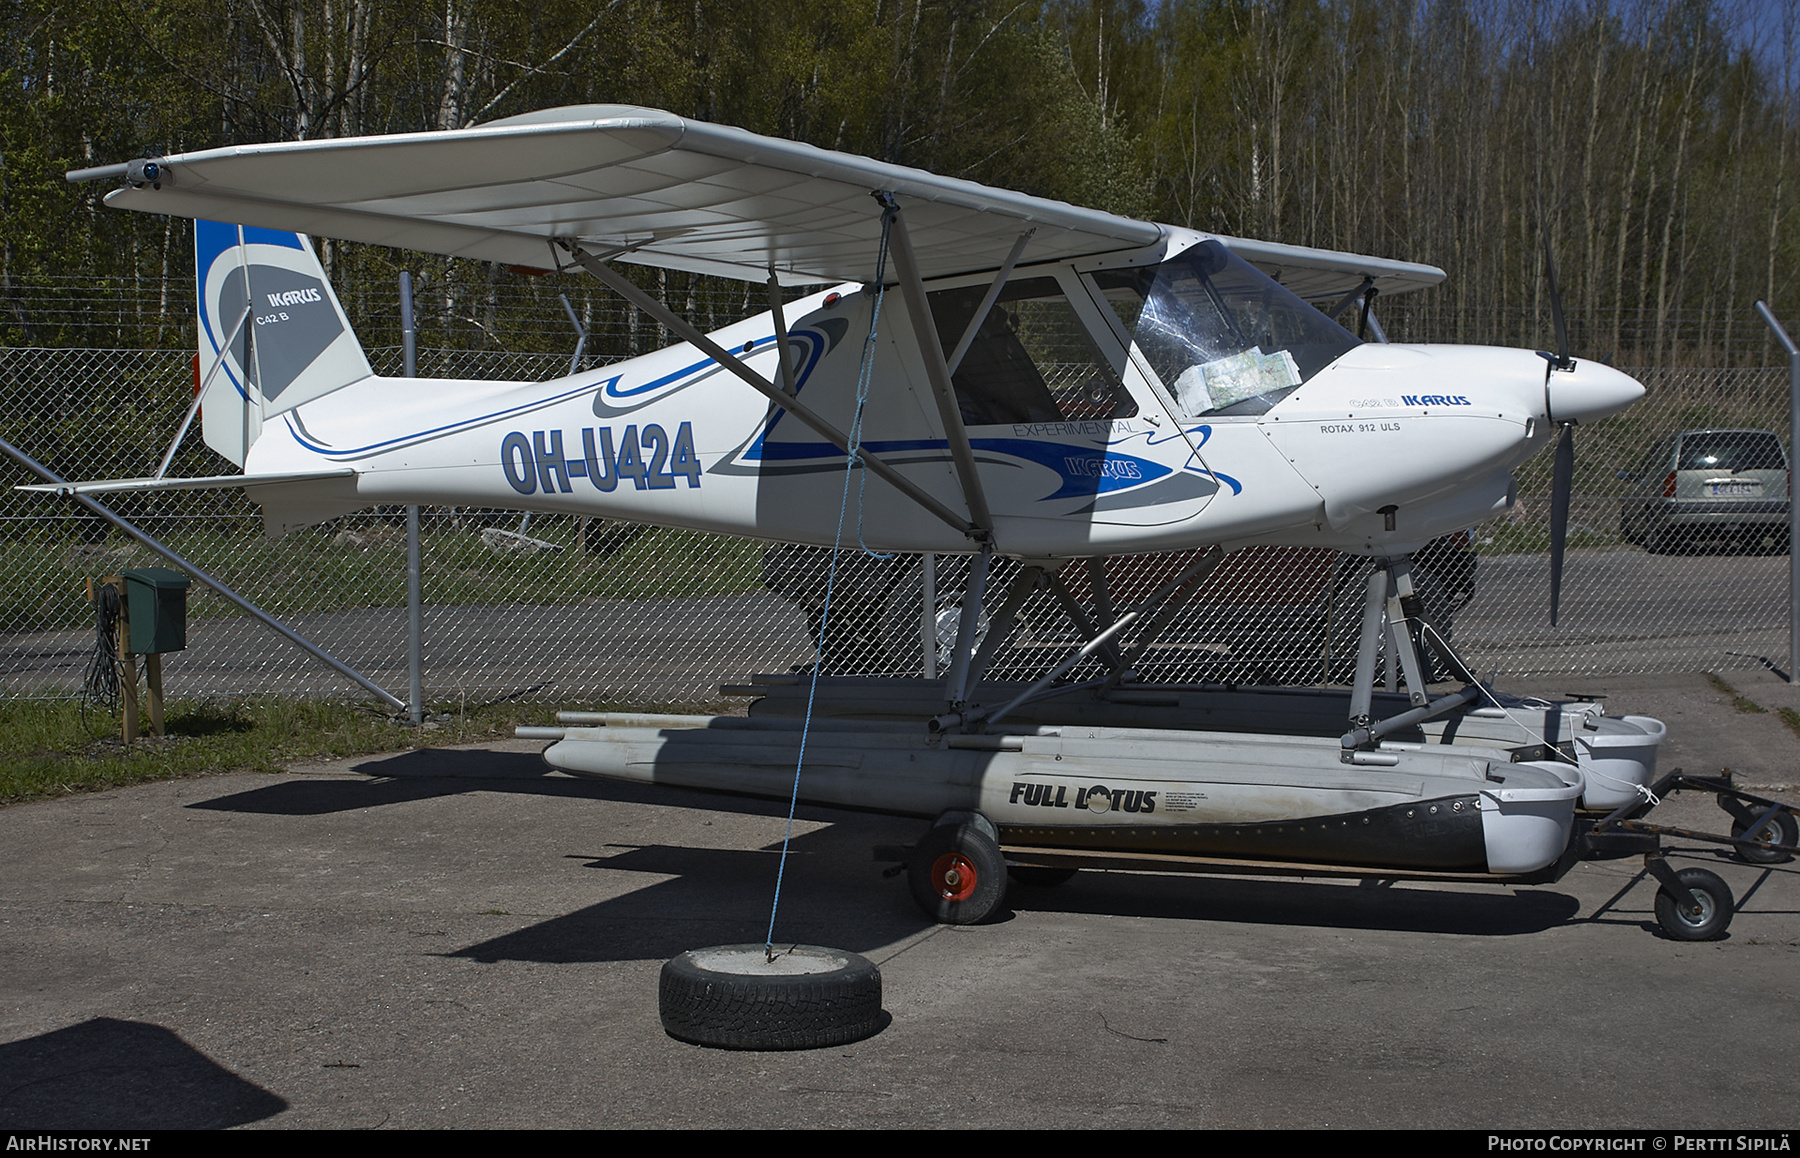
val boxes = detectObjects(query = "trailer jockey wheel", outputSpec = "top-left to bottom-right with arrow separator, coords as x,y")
910,822 -> 1007,925
1730,810 -> 1797,865
658,945 -> 884,1050
1652,868 -> 1734,941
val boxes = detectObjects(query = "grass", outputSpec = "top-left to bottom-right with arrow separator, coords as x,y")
1475,521 -> 1622,555
3,518 -> 766,633
1706,672 -> 1768,715
0,695 -> 565,807
1,689 -> 748,808
1706,672 -> 1800,741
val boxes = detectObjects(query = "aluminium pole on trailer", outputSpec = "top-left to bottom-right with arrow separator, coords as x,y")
1754,301 -> 1800,684
401,273 -> 424,722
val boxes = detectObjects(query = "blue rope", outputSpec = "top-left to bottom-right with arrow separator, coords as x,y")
765,197 -> 896,957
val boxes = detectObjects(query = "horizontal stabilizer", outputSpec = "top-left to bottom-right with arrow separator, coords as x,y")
18,469 -> 363,539
17,468 -> 356,496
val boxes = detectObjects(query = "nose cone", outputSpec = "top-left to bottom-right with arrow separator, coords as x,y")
1547,361 -> 1645,424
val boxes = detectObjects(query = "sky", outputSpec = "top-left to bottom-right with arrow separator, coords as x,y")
1724,0 -> 1800,98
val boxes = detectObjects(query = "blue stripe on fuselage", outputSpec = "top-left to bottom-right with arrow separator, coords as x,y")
748,436 -> 1174,500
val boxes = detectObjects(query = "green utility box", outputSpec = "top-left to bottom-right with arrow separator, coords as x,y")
122,567 -> 190,655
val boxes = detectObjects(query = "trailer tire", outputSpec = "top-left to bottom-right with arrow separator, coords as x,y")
658,945 -> 884,1050
1731,810 -> 1797,864
1653,868 -> 1734,941
1008,865 -> 1078,888
909,822 -> 1007,924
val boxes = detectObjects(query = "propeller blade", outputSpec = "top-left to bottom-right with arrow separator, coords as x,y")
1536,193 -> 1575,375
1549,422 -> 1575,625
1543,236 -> 1572,371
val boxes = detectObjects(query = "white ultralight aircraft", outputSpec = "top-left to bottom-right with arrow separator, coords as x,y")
49,105 -> 1669,927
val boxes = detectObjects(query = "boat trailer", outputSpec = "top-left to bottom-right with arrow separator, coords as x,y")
872,767 -> 1796,942
522,554 -> 1795,941
1577,770 -> 1798,941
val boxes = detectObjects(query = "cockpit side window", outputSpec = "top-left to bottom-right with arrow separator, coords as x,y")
928,276 -> 1138,425
1090,240 -> 1359,418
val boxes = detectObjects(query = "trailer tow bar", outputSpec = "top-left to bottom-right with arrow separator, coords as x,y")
1582,769 -> 1797,940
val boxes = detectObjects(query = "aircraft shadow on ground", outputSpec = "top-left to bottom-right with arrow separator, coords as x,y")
1010,873 -> 1583,935
188,749 -> 1586,952
0,1017 -> 287,1129
452,847 -> 1582,966
452,828 -> 936,963
185,747 -> 746,816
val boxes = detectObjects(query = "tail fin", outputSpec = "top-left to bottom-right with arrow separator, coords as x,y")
195,221 -> 373,466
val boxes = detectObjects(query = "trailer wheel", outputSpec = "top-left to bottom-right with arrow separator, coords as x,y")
909,823 -> 1007,925
658,945 -> 884,1050
1731,810 -> 1797,865
1653,868 -> 1734,941
1008,865 -> 1078,888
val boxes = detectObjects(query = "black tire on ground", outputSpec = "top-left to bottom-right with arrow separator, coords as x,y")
1008,865 -> 1078,888
908,822 -> 1008,925
1730,809 -> 1798,865
1652,867 -> 1734,941
658,944 -> 884,1050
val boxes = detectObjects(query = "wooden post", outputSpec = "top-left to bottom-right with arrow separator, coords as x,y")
145,653 -> 165,737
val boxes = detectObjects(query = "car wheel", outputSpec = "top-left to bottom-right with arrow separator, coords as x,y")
658,944 -> 885,1050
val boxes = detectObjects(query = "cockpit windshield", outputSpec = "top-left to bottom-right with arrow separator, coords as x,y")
1090,240 -> 1360,417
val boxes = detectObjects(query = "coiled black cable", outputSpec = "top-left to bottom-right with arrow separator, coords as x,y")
82,582 -> 122,719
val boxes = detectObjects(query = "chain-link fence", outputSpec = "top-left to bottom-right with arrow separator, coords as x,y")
2,345 -> 1793,709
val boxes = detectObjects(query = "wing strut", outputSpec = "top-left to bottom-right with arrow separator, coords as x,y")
560,241 -> 979,540
766,265 -> 798,395
946,229 -> 1034,375
881,194 -> 995,536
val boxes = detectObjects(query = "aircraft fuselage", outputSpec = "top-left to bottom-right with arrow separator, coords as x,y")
245,230 -> 1643,558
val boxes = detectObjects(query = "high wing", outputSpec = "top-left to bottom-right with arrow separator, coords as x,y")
95,105 -> 1160,285
1220,236 -> 1445,303
89,104 -> 1442,300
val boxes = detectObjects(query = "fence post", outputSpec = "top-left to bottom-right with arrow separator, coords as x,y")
1754,301 -> 1800,684
401,273 -> 424,722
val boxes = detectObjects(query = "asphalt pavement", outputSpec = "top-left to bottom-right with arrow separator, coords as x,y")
0,671 -> 1796,1129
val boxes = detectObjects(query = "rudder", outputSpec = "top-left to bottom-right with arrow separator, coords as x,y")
195,221 -> 372,466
